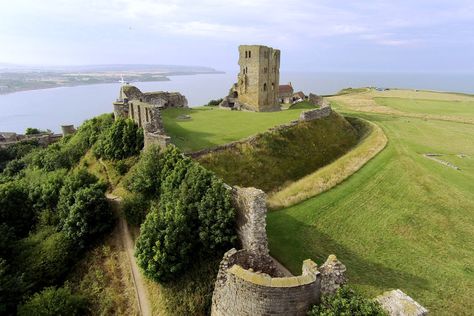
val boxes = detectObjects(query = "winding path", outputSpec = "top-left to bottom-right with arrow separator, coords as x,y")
100,158 -> 152,316
107,193 -> 152,316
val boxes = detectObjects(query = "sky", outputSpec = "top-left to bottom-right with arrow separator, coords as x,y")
0,0 -> 473,72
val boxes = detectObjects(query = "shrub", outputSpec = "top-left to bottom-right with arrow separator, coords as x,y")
206,98 -> 223,106
125,145 -> 162,197
57,169 -> 112,248
17,285 -> 87,316
25,128 -> 42,135
307,286 -> 387,316
17,227 -> 74,289
122,194 -> 150,226
115,160 -> 129,175
0,258 -> 25,315
0,180 -> 34,237
135,148 -> 236,282
94,118 -> 143,160
0,140 -> 40,172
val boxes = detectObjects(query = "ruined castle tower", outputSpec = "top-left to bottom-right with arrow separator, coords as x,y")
233,45 -> 281,112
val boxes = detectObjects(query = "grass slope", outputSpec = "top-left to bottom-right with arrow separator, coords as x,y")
162,107 -> 310,152
267,91 -> 474,315
268,117 -> 387,209
196,111 -> 359,193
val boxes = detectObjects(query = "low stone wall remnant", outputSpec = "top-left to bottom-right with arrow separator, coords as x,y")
299,106 -> 332,121
211,248 -> 321,316
376,289 -> 428,316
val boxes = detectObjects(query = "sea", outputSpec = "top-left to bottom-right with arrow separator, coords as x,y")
0,72 -> 473,133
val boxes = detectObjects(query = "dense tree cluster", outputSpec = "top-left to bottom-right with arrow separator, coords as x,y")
0,140 -> 40,173
93,117 -> 143,160
0,115 -> 114,315
133,145 -> 236,282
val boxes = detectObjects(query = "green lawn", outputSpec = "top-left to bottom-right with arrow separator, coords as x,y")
162,107 -> 308,152
267,93 -> 474,315
375,97 -> 474,118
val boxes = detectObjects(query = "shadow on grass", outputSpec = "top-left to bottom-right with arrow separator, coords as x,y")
267,212 -> 429,294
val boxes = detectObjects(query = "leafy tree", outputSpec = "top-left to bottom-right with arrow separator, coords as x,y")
0,140 -> 39,173
94,118 -> 143,160
135,148 -> 236,282
17,285 -> 87,316
0,180 -> 34,237
25,128 -> 42,135
125,145 -> 162,197
17,227 -> 74,289
197,177 -> 236,251
135,202 -> 195,282
307,286 -> 387,316
0,258 -> 25,315
122,193 -> 150,226
57,169 -> 111,248
0,224 -> 16,258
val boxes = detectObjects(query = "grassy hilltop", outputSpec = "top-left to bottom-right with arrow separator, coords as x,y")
267,89 -> 474,315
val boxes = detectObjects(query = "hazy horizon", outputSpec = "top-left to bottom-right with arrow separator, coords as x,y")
1,0 -> 473,73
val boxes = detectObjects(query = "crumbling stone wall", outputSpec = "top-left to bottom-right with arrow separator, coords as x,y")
376,290 -> 428,316
211,248 -> 321,316
113,84 -> 182,149
308,93 -> 327,107
299,106 -> 332,121
211,185 -> 350,316
232,187 -> 269,255
318,255 -> 348,295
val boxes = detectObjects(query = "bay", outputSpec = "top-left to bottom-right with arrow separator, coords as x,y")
0,72 -> 472,133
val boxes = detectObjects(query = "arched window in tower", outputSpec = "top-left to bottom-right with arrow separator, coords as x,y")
263,83 -> 267,91
245,66 -> 248,74
272,83 -> 274,90
248,51 -> 251,58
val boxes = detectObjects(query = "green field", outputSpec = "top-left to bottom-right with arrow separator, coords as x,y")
267,91 -> 474,315
162,107 -> 310,152
375,97 -> 474,118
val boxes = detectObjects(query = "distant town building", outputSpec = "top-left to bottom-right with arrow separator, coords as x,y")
278,82 -> 294,104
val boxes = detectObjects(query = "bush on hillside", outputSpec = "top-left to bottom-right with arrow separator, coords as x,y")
0,258 -> 25,314
21,114 -> 114,172
16,227 -> 74,290
57,169 -> 112,248
0,140 -> 40,172
307,286 -> 387,316
17,285 -> 87,316
135,149 -> 236,282
0,180 -> 34,237
125,145 -> 184,198
122,193 -> 150,226
94,118 -> 143,160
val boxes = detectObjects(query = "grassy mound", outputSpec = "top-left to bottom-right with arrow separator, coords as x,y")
162,107 -> 310,152
268,117 -> 387,209
196,111 -> 359,193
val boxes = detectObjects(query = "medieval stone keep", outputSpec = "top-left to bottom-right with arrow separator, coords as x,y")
221,45 -> 281,112
113,84 -> 187,148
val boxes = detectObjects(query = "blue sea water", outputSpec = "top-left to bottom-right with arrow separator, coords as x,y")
0,72 -> 472,133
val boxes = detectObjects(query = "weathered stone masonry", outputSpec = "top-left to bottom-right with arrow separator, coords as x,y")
113,84 -> 187,149
211,185 -> 347,316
